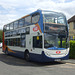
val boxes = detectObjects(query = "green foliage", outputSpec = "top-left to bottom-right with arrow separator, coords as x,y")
0,30 -> 3,42
59,40 -> 75,59
69,40 -> 75,59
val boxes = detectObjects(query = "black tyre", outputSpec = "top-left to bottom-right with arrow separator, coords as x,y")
25,51 -> 30,61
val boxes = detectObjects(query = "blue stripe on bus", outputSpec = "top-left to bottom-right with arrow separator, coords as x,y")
38,10 -> 44,33
47,47 -> 65,50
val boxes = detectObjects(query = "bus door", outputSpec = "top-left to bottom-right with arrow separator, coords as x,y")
32,36 -> 43,54
26,35 -> 32,51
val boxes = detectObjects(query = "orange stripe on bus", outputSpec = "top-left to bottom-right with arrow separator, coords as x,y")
3,44 -> 16,53
22,15 -> 30,18
8,48 -> 15,53
35,23 -> 42,33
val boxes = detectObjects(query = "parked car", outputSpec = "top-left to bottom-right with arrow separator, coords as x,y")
0,42 -> 2,48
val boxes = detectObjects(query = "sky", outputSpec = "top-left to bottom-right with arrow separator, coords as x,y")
0,0 -> 75,29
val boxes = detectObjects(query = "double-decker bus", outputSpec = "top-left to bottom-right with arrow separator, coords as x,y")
2,10 -> 69,62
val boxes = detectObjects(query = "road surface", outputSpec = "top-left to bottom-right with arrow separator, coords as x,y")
0,48 -> 75,75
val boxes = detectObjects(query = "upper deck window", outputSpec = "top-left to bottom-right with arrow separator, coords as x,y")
14,21 -> 18,29
19,18 -> 24,27
43,11 -> 66,25
6,25 -> 10,31
25,16 -> 31,26
32,13 -> 40,24
10,23 -> 13,30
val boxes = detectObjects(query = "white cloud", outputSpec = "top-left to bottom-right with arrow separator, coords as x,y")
0,0 -> 75,29
0,14 -> 18,29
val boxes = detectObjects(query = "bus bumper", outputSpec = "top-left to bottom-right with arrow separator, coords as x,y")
41,51 -> 69,62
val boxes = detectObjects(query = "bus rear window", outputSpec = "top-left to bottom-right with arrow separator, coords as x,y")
3,26 -> 7,32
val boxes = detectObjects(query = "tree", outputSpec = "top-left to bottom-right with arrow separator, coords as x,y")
0,30 -> 3,42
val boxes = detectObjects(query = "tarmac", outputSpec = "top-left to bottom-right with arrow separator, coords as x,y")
62,59 -> 75,64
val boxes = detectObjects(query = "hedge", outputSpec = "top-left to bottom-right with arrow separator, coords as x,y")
59,40 -> 75,59
69,40 -> 75,59
0,30 -> 3,42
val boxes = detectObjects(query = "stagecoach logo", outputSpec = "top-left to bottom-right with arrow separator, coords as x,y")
56,51 -> 61,54
33,26 -> 39,32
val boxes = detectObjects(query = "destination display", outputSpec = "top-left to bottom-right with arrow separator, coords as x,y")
45,24 -> 66,34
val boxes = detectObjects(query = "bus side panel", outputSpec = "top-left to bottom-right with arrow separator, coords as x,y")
29,53 -> 43,62
6,46 -> 26,58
